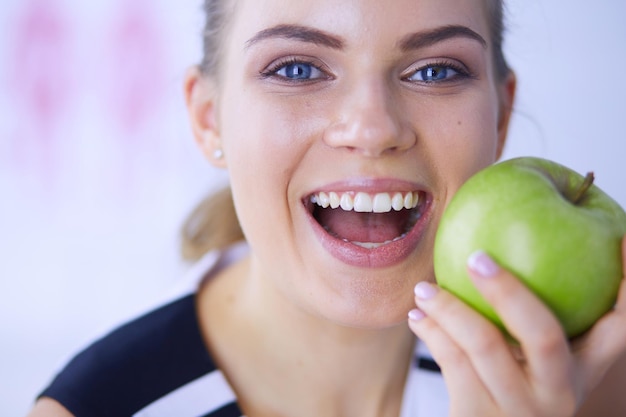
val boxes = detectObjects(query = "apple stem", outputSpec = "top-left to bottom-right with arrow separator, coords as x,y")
572,172 -> 595,204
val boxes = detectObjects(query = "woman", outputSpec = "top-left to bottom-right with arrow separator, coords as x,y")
28,0 -> 626,416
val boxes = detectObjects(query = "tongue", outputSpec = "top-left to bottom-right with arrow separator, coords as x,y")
315,208 -> 409,243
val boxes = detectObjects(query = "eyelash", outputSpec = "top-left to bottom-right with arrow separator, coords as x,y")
403,60 -> 473,84
259,57 -> 330,82
259,57 -> 473,85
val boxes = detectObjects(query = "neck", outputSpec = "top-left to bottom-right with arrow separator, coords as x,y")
199,254 -> 416,417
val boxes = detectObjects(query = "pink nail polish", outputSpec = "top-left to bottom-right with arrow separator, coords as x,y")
467,250 -> 500,278
414,281 -> 438,300
408,308 -> 425,321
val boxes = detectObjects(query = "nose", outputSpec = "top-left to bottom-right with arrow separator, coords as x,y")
323,79 -> 416,157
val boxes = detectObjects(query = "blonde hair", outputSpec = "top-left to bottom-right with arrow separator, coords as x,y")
181,187 -> 244,261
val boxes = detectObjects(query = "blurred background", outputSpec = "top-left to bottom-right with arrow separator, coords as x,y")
1,1 -> 625,415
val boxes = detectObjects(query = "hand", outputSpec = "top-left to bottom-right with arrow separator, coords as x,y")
407,235 -> 626,417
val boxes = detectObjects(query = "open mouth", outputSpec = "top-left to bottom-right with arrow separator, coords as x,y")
306,190 -> 428,249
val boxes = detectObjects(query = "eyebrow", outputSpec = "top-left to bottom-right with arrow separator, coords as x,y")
245,24 -> 345,50
397,25 -> 487,51
245,23 -> 486,52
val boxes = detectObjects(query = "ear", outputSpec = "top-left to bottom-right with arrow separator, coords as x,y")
495,70 -> 517,161
184,66 -> 227,168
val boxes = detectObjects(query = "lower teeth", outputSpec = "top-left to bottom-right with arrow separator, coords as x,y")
349,233 -> 407,249
351,241 -> 385,249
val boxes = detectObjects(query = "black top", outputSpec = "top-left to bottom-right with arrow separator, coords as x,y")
40,294 -> 243,417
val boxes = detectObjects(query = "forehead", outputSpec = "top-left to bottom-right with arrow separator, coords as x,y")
228,0 -> 491,50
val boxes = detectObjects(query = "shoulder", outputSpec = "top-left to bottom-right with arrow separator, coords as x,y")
35,245 -> 250,417
39,294 -> 219,416
27,398 -> 74,417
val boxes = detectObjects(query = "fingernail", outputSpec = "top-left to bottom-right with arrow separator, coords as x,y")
467,250 -> 500,278
414,281 -> 438,300
408,308 -> 426,321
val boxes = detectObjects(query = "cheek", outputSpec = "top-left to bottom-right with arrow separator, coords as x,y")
220,89 -> 328,194
416,89 -> 501,197
218,92 -> 320,244
222,92 -> 314,159
222,101 -> 295,183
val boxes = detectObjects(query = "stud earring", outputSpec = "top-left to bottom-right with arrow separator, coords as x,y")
213,148 -> 224,160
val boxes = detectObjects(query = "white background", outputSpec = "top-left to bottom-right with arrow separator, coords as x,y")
1,1 -> 625,416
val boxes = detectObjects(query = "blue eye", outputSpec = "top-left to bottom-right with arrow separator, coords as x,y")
406,64 -> 465,83
266,60 -> 326,81
278,63 -> 312,79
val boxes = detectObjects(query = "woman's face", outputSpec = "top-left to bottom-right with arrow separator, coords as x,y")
193,0 -> 515,328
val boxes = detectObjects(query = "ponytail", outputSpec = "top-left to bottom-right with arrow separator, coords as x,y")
180,187 -> 245,261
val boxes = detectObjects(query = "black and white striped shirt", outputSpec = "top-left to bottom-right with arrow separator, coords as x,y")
40,246 -> 449,416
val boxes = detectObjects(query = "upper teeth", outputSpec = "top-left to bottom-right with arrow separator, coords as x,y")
311,191 -> 420,213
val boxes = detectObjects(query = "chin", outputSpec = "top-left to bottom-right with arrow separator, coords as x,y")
307,249 -> 436,330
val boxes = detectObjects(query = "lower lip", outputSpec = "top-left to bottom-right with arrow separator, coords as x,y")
306,198 -> 432,268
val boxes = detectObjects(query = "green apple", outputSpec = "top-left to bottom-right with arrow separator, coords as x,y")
434,156 -> 626,338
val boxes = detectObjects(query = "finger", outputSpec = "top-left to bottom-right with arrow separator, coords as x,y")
573,235 -> 626,390
411,281 -> 526,406
466,251 -> 573,392
407,308 -> 494,410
